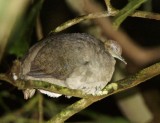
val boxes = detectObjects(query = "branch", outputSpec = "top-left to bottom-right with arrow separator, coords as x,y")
50,12 -> 111,33
67,0 -> 160,68
47,62 -> 160,123
0,60 -> 160,123
105,0 -> 160,21
0,62 -> 160,100
47,97 -> 98,123
51,0 -> 160,33
66,0 -> 160,68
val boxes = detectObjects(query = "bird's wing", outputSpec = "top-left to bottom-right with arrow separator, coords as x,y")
26,42 -> 81,80
25,34 -> 94,80
27,59 -> 75,80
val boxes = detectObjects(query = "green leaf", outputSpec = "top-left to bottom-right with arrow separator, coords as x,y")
113,0 -> 147,29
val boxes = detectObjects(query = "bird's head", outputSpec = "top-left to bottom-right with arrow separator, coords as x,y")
104,40 -> 127,64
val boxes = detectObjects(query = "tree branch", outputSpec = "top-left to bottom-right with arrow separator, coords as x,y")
0,62 -> 160,105
51,0 -> 160,33
47,62 -> 160,123
0,52 -> 159,123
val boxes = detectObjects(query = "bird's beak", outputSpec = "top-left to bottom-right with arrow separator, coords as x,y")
116,55 -> 127,64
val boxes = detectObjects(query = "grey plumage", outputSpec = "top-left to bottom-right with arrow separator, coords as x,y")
18,33 -> 125,99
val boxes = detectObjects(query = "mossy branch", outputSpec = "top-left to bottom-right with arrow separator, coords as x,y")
0,62 -> 159,98
0,62 -> 160,122
47,62 -> 160,123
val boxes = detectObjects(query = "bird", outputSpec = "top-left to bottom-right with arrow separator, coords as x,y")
15,33 -> 126,99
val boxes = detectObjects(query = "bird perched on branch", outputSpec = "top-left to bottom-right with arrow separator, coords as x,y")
13,33 -> 126,99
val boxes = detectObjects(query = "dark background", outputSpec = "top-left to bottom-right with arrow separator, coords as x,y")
0,0 -> 160,122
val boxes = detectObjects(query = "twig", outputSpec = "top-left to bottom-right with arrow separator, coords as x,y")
51,12 -> 110,33
105,0 -> 160,21
51,1 -> 160,33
